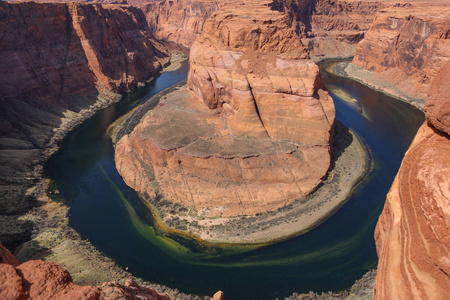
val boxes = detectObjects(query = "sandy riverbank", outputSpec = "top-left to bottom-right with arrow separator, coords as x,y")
329,61 -> 425,111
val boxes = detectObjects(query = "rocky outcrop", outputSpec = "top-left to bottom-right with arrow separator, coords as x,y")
373,62 -> 450,299
272,0 -> 387,58
139,0 -> 223,47
352,2 -> 450,100
0,242 -> 177,300
0,1 -> 169,230
115,1 -> 334,219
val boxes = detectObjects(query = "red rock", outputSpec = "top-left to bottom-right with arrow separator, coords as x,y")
0,241 -> 20,267
0,242 -> 170,300
0,0 -> 169,217
213,290 -> 224,300
273,0 -> 387,58
352,2 -> 450,100
139,0 -> 223,47
17,260 -> 100,300
115,1 -> 334,218
425,61 -> 450,136
373,53 -> 450,300
0,264 -> 25,300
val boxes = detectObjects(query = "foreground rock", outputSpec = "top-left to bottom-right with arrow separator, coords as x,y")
0,0 -> 169,250
2,242 -> 224,300
116,1 -> 335,221
373,62 -> 450,299
349,1 -> 450,103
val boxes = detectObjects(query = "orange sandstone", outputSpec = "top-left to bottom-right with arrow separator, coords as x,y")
115,2 -> 335,218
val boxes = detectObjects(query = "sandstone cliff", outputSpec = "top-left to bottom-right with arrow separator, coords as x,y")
373,62 -> 450,299
115,1 -> 335,220
269,0 -> 387,58
352,2 -> 450,100
0,1 -> 169,249
139,0 -> 223,47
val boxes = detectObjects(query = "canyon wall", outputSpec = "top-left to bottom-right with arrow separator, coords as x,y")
115,1 -> 335,219
352,2 -> 450,100
17,0 -> 387,58
0,1 -> 169,249
139,0 -> 223,47
373,62 -> 450,299
273,0 -> 388,58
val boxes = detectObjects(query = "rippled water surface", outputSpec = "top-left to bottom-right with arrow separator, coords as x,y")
45,60 -> 424,299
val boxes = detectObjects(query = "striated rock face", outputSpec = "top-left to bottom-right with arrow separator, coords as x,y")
139,0 -> 223,47
0,1 -> 169,222
187,2 -> 334,144
115,1 -> 335,218
352,2 -> 450,100
373,62 -> 450,299
272,0 -> 388,58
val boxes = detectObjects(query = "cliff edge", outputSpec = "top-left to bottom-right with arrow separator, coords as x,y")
373,61 -> 450,300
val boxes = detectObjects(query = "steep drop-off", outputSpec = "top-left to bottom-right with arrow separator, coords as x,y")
115,2 -> 335,223
373,62 -> 450,300
273,0 -> 388,58
139,0 -> 223,47
351,2 -> 450,101
0,1 -> 169,249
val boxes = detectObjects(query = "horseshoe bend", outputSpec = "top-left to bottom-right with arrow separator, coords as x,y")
113,2 -> 370,243
0,0 -> 449,299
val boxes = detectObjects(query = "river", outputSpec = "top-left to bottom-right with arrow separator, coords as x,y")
45,60 -> 424,299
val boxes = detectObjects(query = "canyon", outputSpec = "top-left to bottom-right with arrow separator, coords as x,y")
343,1 -> 450,107
0,0 -> 169,250
373,61 -> 450,300
0,0 -> 449,300
113,1 -> 355,244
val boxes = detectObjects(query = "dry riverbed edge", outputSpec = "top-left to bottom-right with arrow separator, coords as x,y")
329,61 -> 425,111
111,83 -> 372,245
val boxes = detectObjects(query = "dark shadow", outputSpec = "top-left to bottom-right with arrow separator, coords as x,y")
329,120 -> 354,171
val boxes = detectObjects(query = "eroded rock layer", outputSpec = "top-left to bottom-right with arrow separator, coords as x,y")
373,62 -> 450,300
0,1 -> 169,222
139,0 -> 223,47
115,1 -> 335,218
273,0 -> 388,58
352,2 -> 450,100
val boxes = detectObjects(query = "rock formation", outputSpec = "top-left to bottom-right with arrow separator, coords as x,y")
273,0 -> 388,58
115,1 -> 335,218
373,62 -> 450,299
0,242 -> 180,300
139,0 -> 223,47
0,0 -> 169,249
17,0 -> 390,59
352,1 -> 450,100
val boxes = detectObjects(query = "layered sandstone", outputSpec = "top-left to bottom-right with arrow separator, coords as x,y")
373,62 -> 450,299
273,0 -> 388,58
115,2 -> 335,219
139,0 -> 223,47
0,0 -> 169,239
352,2 -> 450,100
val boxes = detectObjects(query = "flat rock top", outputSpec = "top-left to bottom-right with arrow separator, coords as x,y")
140,87 -> 298,158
